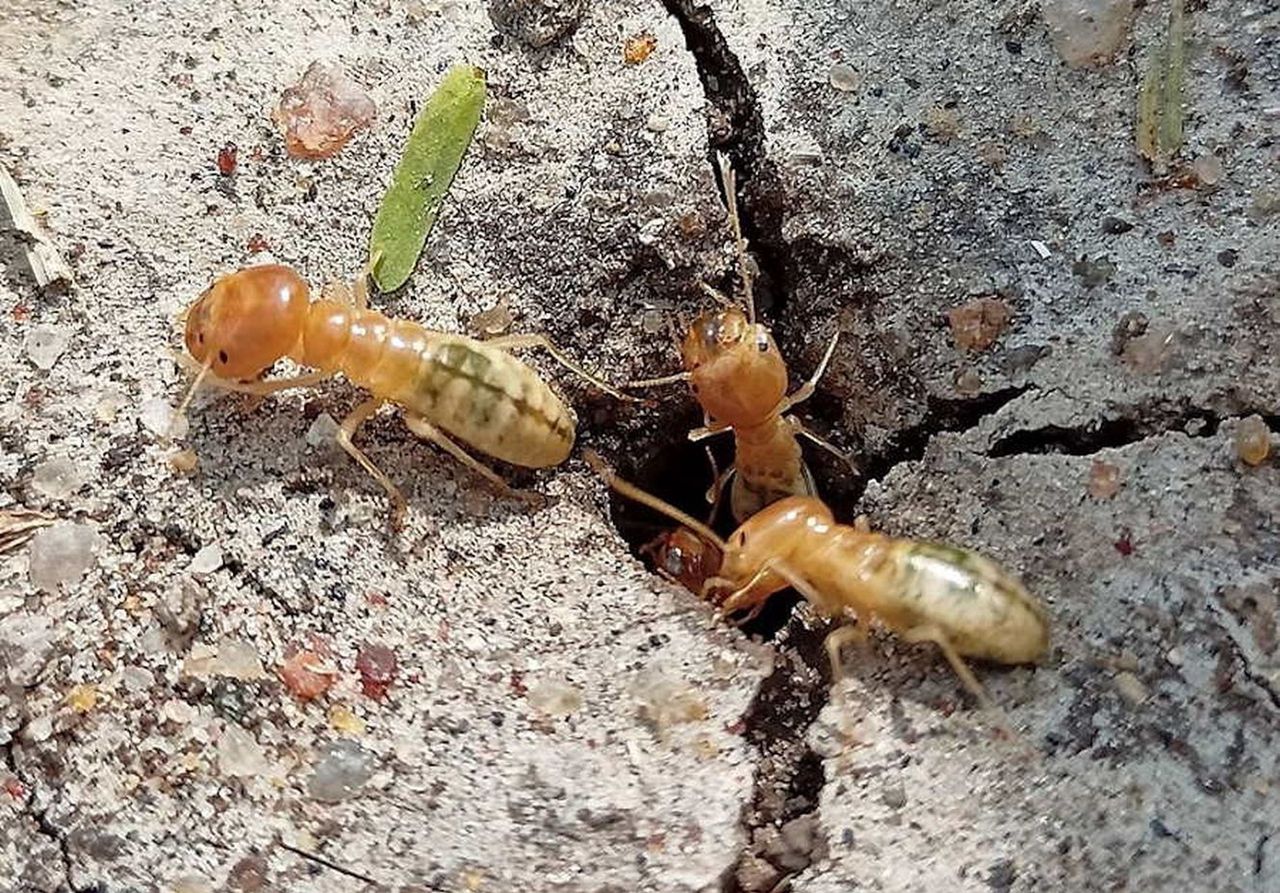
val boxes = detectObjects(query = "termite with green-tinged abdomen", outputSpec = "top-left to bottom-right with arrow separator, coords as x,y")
176,264 -> 635,524
588,451 -> 1050,731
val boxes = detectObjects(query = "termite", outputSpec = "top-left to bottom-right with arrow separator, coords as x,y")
586,451 -> 1050,726
629,154 -> 849,524
640,526 -> 722,593
175,263 -> 634,523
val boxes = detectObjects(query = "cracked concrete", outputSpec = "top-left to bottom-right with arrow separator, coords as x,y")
3,0 -> 1279,891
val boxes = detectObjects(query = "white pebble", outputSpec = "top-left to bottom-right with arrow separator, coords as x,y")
140,398 -> 188,439
645,113 -> 670,133
217,724 -> 269,778
24,324 -> 73,370
1042,0 -> 1133,68
28,522 -> 99,592
527,677 -> 583,716
304,412 -> 340,447
30,455 -> 87,500
187,544 -> 223,576
828,63 -> 860,93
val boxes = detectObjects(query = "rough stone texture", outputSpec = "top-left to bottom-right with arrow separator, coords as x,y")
2,1 -> 1278,893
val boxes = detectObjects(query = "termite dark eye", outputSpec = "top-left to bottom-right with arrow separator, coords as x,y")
218,350 -> 229,364
690,382 -> 700,394
757,341 -> 768,352
197,333 -> 205,344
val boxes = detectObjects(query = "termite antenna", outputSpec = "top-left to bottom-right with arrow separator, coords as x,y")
170,358 -> 213,440
715,152 -> 754,325
583,450 -> 727,551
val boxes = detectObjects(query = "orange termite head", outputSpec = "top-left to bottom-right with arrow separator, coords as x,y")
184,265 -> 311,380
706,496 -> 835,612
680,308 -> 787,426
642,527 -> 723,593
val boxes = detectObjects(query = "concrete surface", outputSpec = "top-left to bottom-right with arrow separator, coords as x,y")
2,1 -> 1277,892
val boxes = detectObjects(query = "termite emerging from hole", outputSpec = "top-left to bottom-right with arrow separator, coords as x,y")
175,264 -> 635,524
629,154 -> 850,525
586,451 -> 1050,734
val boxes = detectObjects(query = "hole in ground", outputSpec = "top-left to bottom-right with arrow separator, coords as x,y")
603,407 -> 802,641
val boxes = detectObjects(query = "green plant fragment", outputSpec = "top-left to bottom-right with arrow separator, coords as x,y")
369,65 -> 485,291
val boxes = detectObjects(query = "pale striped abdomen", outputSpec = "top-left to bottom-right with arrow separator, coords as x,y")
817,532 -> 1049,665
338,317 -> 575,468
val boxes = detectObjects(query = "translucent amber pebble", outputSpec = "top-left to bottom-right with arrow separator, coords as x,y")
624,32 -> 657,65
947,297 -> 1012,351
1088,459 -> 1122,499
1236,415 -> 1271,467
274,62 -> 375,160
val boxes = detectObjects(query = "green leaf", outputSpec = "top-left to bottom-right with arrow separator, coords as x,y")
369,65 -> 485,292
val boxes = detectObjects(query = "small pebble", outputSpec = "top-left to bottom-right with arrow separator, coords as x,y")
1072,255 -> 1116,288
356,643 -> 398,700
1088,459 -> 1122,498
31,456 -> 87,500
1165,647 -> 1184,667
828,63 -> 860,93
215,638 -> 266,681
28,522 -> 99,592
1100,215 -> 1134,234
947,297 -> 1012,351
140,398 -> 188,440
1191,153 -> 1224,186
1216,248 -> 1237,268
469,297 -> 513,337
1236,415 -> 1271,466
217,724 -> 269,778
64,683 -> 98,712
528,677 -> 583,716
274,62 -> 375,160
645,113 -> 670,133
188,544 -> 223,576
1042,0 -> 1133,68
329,705 -> 366,735
881,781 -> 907,809
280,649 -> 335,701
168,449 -> 199,474
308,739 -> 375,801
1114,671 -> 1147,705
304,413 -> 339,447
623,32 -> 657,65
24,324 -> 72,370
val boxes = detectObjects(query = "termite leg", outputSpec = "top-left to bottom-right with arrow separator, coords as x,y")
352,263 -> 372,310
823,623 -> 871,694
777,331 -> 840,415
403,414 -> 541,506
336,398 -> 407,527
791,417 -> 859,471
689,423 -> 732,443
625,370 -> 692,389
900,624 -> 1020,741
483,333 -> 641,404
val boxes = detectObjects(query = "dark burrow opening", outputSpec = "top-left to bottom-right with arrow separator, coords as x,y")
603,402 -> 803,642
